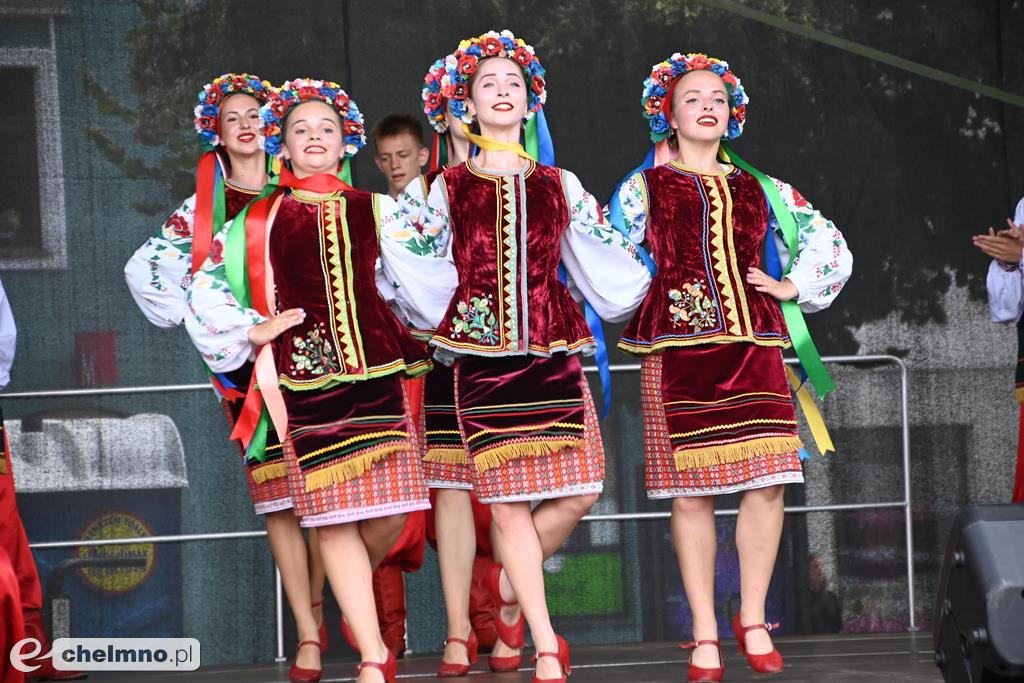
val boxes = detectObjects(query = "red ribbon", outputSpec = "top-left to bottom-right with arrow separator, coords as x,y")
228,166 -> 356,447
191,151 -> 219,275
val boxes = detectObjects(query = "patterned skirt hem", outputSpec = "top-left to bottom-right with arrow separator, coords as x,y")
477,481 -> 603,505
647,470 -> 804,499
253,497 -> 294,515
299,497 -> 432,527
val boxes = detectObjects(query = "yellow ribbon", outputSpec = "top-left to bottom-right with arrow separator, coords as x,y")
461,122 -> 535,161
785,365 -> 835,455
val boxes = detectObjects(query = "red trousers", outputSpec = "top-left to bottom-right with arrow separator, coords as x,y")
0,426 -> 42,612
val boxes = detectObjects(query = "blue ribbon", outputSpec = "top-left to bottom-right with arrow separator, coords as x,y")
535,108 -> 555,165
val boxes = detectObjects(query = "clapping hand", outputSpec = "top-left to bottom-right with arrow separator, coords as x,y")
972,218 -> 1023,265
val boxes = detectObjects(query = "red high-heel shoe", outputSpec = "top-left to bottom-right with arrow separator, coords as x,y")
732,614 -> 784,674
489,644 -> 524,673
356,649 -> 397,683
680,640 -> 724,682
289,640 -> 323,683
485,563 -> 526,649
531,634 -> 570,682
312,599 -> 328,655
437,629 -> 479,677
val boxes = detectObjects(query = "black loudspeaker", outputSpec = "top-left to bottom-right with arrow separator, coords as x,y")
934,505 -> 1024,682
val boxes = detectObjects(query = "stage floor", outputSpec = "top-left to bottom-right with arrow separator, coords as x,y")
93,632 -> 942,682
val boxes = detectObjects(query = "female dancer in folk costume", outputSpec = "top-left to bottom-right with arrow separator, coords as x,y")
385,52 -> 523,677
186,79 -> 431,683
615,53 -> 852,681
387,30 -> 651,683
123,73 -> 328,680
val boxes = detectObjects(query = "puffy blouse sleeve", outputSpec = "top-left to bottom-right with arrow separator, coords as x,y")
183,217 -> 266,372
375,182 -> 458,331
123,194 -> 196,328
769,177 -> 853,313
559,169 -> 651,323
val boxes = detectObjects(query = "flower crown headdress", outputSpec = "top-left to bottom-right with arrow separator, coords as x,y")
440,29 -> 546,125
193,73 -> 274,150
641,52 -> 748,142
260,78 -> 366,159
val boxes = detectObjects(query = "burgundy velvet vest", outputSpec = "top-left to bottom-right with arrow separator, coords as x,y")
268,189 -> 429,390
431,160 -> 593,358
619,162 -> 789,353
224,181 -> 259,220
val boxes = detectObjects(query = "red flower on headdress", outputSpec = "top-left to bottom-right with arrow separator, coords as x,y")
270,97 -> 288,118
448,82 -> 468,100
297,85 -> 321,101
655,68 -> 674,87
531,75 -> 545,95
206,87 -> 222,105
425,92 -> 445,110
457,53 -> 479,75
265,123 -> 281,139
230,75 -> 247,90
687,54 -> 711,71
209,239 -> 224,264
332,91 -> 350,112
343,119 -> 363,135
480,36 -> 502,57
198,115 -> 217,131
644,95 -> 663,115
721,72 -> 738,90
167,213 -> 191,238
512,46 -> 532,67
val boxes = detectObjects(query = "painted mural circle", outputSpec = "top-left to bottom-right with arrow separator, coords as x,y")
76,511 -> 156,594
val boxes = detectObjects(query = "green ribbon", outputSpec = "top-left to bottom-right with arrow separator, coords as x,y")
524,116 -> 539,161
721,142 -> 835,397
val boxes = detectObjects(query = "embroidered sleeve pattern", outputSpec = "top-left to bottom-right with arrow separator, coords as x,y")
377,188 -> 458,332
617,171 -> 649,244
560,170 -> 652,323
184,220 -> 266,372
771,177 -> 853,313
386,176 -> 450,257
123,195 -> 197,329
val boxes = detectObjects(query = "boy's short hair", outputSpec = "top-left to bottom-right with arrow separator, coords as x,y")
372,114 -> 425,150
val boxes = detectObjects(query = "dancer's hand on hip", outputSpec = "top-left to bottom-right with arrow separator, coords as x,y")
746,267 -> 798,301
247,308 -> 306,345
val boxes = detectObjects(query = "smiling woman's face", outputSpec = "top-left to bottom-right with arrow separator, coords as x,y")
218,93 -> 262,156
281,100 -> 343,177
466,57 -> 528,131
670,69 -> 730,144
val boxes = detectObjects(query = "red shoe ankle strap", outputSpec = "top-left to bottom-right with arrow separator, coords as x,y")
533,651 -> 561,662
444,636 -> 469,647
736,621 -> 780,635
311,599 -> 324,608
297,640 -> 321,650
680,640 -> 720,649
356,660 -> 387,672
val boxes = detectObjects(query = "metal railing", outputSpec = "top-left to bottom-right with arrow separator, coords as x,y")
7,353 -> 914,660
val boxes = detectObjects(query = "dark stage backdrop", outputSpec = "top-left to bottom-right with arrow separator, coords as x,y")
1,0 -> 1023,667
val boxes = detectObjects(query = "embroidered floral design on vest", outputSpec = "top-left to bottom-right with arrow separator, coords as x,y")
451,295 -> 498,345
668,280 -> 717,330
290,323 -> 341,376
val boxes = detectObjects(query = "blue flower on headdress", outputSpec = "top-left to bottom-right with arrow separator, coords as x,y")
649,113 -> 670,135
